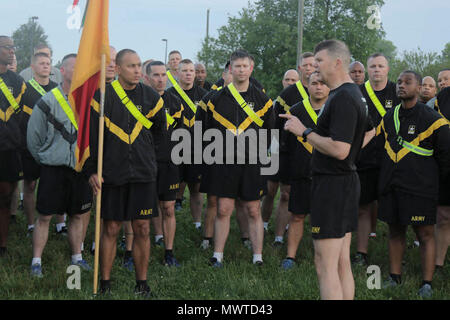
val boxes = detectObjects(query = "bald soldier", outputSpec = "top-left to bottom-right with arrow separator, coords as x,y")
349,61 -> 365,85
282,69 -> 300,89
419,76 -> 437,105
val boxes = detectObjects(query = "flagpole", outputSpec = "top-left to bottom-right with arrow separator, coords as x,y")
93,53 -> 106,295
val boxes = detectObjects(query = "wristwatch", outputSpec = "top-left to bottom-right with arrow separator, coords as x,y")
302,128 -> 314,141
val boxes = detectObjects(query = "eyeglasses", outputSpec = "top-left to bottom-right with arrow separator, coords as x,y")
0,45 -> 16,51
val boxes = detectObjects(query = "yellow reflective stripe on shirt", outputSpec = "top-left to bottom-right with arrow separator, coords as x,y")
166,110 -> 175,125
28,79 -> 47,96
167,71 -> 197,114
227,83 -> 264,127
111,80 -> 153,129
365,80 -> 386,117
303,98 -> 317,125
295,80 -> 309,102
51,88 -> 78,130
0,76 -> 20,113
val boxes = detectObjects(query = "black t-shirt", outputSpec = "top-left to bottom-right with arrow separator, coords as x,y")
357,80 -> 400,170
312,82 -> 370,175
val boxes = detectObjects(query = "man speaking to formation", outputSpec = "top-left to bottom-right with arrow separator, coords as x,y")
281,39 -> 374,300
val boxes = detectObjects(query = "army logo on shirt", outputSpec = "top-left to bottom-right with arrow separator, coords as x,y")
7,86 -> 14,95
408,125 -> 416,135
247,102 -> 255,110
385,100 -> 393,109
136,105 -> 142,112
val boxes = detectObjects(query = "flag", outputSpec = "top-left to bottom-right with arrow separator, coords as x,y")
69,0 -> 110,172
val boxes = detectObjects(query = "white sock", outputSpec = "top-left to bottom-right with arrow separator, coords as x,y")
20,193 -> 23,201
28,224 -> 34,230
194,222 -> 201,229
263,222 -> 268,230
213,252 -> 223,262
71,254 -> 82,264
63,214 -> 67,222
81,242 -> 84,251
155,234 -> 164,242
32,257 -> 41,266
285,224 -> 289,231
56,223 -> 66,232
253,254 -> 263,264
91,242 -> 95,250
275,236 -> 283,243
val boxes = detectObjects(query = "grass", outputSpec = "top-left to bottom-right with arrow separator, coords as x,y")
1,189 -> 449,300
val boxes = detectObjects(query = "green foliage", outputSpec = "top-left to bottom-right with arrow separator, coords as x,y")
197,0 -> 385,98
12,18 -> 49,73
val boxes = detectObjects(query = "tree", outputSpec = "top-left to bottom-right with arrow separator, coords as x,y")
197,0 -> 386,97
12,17 -> 49,73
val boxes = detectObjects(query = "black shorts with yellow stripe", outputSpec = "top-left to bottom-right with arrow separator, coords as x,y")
205,163 -> 265,201
378,188 -> 437,225
101,182 -> 158,221
157,161 -> 180,201
310,172 -> 360,240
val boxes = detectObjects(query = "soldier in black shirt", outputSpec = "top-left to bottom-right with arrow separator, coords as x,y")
377,71 -> 450,298
353,53 -> 401,266
263,52 -> 314,243
20,53 -> 58,235
279,72 -> 330,270
145,61 -> 184,267
0,36 -> 26,256
167,59 -> 207,231
86,49 -> 166,296
194,63 -> 212,91
282,40 -> 374,300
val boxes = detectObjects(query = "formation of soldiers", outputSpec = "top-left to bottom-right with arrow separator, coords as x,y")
0,35 -> 449,299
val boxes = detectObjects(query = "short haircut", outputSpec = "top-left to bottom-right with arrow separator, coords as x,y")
34,43 -> 51,55
224,61 -> 230,71
314,40 -> 351,68
146,60 -> 165,75
300,52 -> 314,63
0,35 -> 11,42
32,52 -> 50,64
169,50 -> 181,57
116,49 -> 137,66
439,68 -> 450,73
399,70 -> 422,85
230,49 -> 251,64
367,52 -> 389,65
308,71 -> 321,84
349,61 -> 365,70
61,53 -> 77,68
178,59 -> 194,70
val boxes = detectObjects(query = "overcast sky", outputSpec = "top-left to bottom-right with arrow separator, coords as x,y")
0,0 -> 449,64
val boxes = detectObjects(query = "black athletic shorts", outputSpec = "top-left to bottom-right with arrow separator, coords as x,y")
378,188 -> 437,226
36,165 -> 92,216
199,164 -> 212,194
268,152 -> 291,185
101,182 -> 158,221
288,178 -> 312,215
157,161 -> 179,201
439,178 -> 450,206
205,164 -> 265,201
179,163 -> 202,184
310,172 -> 360,240
357,168 -> 379,205
0,150 -> 23,182
21,150 -> 40,181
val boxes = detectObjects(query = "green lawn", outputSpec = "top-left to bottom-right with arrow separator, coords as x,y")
1,190 -> 449,300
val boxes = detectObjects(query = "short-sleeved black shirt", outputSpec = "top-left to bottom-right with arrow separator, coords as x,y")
312,82 -> 370,175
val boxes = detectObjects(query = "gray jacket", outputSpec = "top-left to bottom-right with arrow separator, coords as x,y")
19,66 -> 62,84
27,85 -> 77,168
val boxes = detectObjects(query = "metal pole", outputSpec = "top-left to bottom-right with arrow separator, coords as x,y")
296,0 -> 304,70
30,16 -> 38,61
206,9 -> 210,68
162,39 -> 168,65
